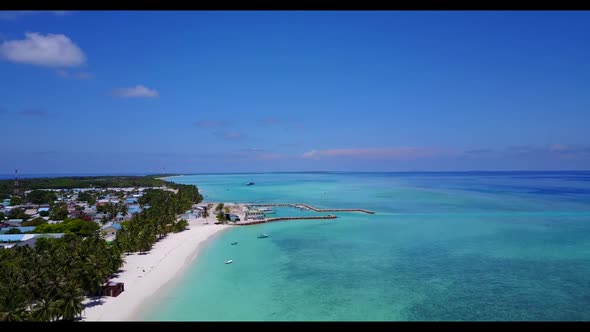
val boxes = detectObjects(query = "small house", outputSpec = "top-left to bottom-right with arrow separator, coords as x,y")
0,226 -> 35,234
69,210 -> 83,217
128,205 -> 142,215
97,199 -> 109,206
6,219 -> 23,227
102,282 -> 124,297
0,234 -> 26,242
225,214 -> 240,222
100,223 -> 122,238
37,207 -> 50,213
83,208 -> 97,216
126,197 -> 138,204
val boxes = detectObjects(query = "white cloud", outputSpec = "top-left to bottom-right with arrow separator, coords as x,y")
0,32 -> 86,67
113,85 -> 160,99
302,150 -> 318,158
301,147 -> 450,159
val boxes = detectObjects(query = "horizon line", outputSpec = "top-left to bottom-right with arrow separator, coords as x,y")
1,170 -> 590,178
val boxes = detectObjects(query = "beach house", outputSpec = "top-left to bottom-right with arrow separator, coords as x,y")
101,281 -> 124,297
100,223 -> 122,240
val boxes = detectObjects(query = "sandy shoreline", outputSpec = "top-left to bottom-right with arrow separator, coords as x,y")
81,215 -> 230,321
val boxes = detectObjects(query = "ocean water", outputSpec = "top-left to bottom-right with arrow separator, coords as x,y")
144,172 -> 590,321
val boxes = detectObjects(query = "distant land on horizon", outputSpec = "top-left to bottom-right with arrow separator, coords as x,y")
1,170 -> 590,180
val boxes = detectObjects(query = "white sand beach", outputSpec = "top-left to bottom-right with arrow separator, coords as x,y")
81,215 -> 230,321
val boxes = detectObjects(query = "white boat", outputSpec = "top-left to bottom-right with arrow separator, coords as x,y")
225,260 -> 233,264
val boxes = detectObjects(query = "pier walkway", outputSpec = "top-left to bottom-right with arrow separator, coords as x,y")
249,203 -> 375,214
231,215 -> 337,226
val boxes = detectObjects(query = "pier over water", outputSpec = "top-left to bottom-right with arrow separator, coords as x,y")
250,203 -> 375,215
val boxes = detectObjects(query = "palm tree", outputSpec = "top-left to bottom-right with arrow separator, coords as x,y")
54,281 -> 85,321
32,296 -> 59,322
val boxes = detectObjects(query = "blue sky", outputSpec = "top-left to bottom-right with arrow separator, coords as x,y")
1,10 -> 589,174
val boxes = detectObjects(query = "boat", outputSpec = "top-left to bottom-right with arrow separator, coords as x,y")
225,260 -> 233,264
246,182 -> 255,186
231,242 -> 238,245
257,234 -> 269,239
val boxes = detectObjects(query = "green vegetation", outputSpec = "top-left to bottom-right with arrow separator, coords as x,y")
215,203 -> 224,212
216,212 -> 227,224
26,190 -> 57,205
6,228 -> 22,234
77,192 -> 96,205
33,218 -> 100,237
39,210 -> 49,217
8,208 -> 28,221
116,184 -> 202,254
0,233 -> 123,321
0,175 -> 204,321
21,217 -> 46,227
10,196 -> 22,206
0,175 -> 169,198
97,203 -> 119,216
49,203 -> 68,221
173,219 -> 189,233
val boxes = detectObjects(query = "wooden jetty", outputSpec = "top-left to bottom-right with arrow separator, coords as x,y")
249,203 -> 375,215
232,215 -> 337,226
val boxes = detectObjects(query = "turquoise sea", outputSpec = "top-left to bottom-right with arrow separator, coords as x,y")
144,172 -> 590,321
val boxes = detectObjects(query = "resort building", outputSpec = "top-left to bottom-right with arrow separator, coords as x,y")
245,209 -> 265,220
225,214 -> 240,222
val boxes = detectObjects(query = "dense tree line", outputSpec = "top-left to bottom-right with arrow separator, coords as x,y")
116,184 -> 200,254
0,175 -> 170,198
33,219 -> 100,236
77,192 -> 96,205
0,233 -> 123,321
26,190 -> 57,205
